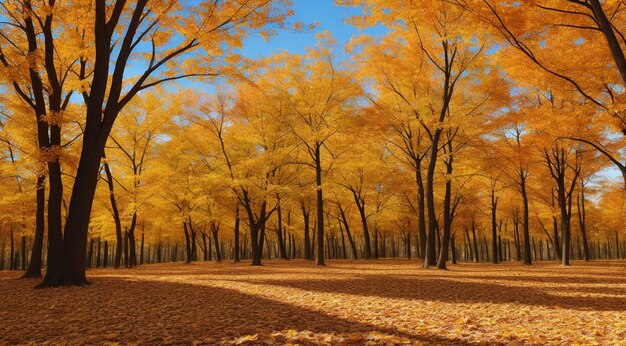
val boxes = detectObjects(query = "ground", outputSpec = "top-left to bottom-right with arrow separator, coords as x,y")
0,260 -> 625,345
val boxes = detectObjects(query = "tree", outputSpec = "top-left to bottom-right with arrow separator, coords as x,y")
35,0 -> 290,287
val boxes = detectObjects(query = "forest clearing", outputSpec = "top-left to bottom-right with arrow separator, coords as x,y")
1,260 -> 625,345
3,0 -> 626,344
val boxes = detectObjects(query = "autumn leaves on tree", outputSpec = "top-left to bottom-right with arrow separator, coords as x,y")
1,0 -> 625,288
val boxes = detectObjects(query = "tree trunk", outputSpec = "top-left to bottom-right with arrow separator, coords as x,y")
437,158 -> 454,269
103,160 -> 124,269
128,213 -> 138,267
233,206 -> 240,262
339,205 -> 358,259
471,220 -> 479,262
96,238 -> 101,268
103,241 -> 109,268
491,189 -> 499,264
577,188 -> 590,261
276,203 -> 288,260
140,232 -> 145,265
212,223 -> 222,262
416,167 -> 427,259
521,174 -> 532,265
22,175 -> 46,278
315,143 -> 325,266
183,222 -> 192,264
301,203 -> 312,260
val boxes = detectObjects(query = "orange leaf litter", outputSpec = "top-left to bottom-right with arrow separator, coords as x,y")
1,260 -> 625,345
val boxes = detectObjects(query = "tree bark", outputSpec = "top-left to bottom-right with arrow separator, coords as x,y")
22,175 -> 46,278
315,143 -> 325,266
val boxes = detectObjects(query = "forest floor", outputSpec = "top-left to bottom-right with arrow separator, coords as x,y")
1,260 -> 625,345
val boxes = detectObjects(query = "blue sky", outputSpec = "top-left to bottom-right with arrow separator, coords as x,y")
239,0 -> 386,58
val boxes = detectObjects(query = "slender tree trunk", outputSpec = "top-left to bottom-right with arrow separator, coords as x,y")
103,241 -> 108,268
521,174 -> 532,265
302,204 -> 312,260
491,189 -> 499,264
140,232 -> 145,265
233,206 -> 240,262
437,158 -> 454,269
276,203 -> 288,260
356,202 -> 371,259
577,188 -> 590,261
22,175 -> 46,278
183,222 -> 191,264
339,205 -> 358,259
416,167 -> 427,259
96,238 -> 101,268
87,238 -> 94,268
128,213 -> 138,267
103,160 -> 124,269
315,143 -> 325,266
212,224 -> 222,262
471,220 -> 479,263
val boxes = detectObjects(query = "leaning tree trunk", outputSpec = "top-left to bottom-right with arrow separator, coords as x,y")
339,205 -> 358,259
577,188 -> 590,261
212,224 -> 222,262
103,160 -> 124,269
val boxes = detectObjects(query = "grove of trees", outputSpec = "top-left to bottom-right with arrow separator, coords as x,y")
1,0 -> 625,287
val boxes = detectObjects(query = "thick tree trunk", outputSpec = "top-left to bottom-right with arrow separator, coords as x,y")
44,160 -> 64,278
38,149 -> 102,287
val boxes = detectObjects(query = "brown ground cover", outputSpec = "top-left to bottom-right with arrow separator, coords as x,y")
1,260 -> 625,345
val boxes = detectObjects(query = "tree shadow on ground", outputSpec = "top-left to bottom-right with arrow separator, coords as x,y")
246,275 -> 626,312
0,274 -> 500,345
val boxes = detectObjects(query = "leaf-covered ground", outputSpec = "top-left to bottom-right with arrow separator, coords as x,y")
1,260 -> 625,345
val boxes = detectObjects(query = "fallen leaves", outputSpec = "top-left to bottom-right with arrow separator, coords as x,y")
0,260 -> 624,345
